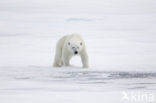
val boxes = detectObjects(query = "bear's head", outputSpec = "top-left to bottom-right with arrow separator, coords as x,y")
67,40 -> 84,55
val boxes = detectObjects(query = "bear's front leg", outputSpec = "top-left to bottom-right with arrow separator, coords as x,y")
80,49 -> 89,68
62,52 -> 71,66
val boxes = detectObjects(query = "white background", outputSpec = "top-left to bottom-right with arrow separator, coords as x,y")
0,0 -> 156,103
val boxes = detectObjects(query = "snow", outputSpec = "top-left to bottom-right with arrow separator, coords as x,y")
0,0 -> 156,103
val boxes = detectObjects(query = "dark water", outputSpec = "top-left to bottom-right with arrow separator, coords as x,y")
1,67 -> 156,91
49,70 -> 156,90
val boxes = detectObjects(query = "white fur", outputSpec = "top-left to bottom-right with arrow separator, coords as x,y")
53,33 -> 89,68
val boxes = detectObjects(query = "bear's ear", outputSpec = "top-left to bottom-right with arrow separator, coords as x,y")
80,42 -> 82,45
68,42 -> 70,45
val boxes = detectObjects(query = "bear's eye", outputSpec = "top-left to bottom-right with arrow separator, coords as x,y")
80,42 -> 82,45
68,42 -> 70,45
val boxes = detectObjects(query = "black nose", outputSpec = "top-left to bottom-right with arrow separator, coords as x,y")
74,51 -> 78,54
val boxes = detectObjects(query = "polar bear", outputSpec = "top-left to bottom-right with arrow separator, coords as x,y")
53,33 -> 89,68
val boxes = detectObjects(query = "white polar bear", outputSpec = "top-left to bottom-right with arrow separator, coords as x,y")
53,33 -> 89,68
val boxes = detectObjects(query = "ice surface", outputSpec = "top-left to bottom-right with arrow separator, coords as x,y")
0,0 -> 156,103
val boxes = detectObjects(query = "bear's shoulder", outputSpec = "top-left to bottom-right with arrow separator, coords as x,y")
69,33 -> 83,40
